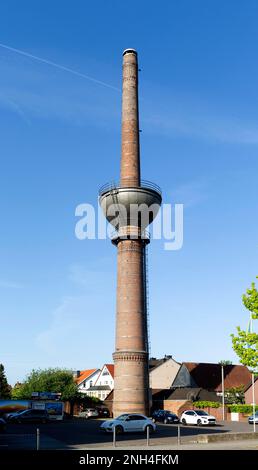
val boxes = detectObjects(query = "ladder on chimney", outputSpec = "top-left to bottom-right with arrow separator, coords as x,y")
142,244 -> 150,356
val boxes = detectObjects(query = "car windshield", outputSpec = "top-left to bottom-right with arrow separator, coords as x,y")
116,414 -> 129,421
195,410 -> 208,416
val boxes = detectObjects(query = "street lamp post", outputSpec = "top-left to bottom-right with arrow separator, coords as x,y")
252,372 -> 256,433
221,364 -> 225,421
250,314 -> 256,433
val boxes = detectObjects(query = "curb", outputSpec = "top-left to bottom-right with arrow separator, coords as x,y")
196,432 -> 258,443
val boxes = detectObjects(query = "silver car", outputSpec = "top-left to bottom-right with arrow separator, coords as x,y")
248,412 -> 258,424
79,408 -> 99,419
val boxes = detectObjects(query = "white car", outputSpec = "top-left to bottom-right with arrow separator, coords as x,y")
180,410 -> 216,426
100,413 -> 156,434
79,408 -> 99,419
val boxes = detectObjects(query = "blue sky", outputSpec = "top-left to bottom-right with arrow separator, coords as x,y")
1,1 -> 258,385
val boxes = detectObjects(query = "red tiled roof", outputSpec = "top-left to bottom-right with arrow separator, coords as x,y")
75,369 -> 98,384
105,364 -> 114,378
183,362 -> 251,391
244,376 -> 258,392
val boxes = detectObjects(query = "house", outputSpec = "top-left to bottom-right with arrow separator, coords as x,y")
151,387 -> 220,416
87,364 -> 114,401
172,362 -> 252,394
244,377 -> 258,404
149,355 -> 181,389
74,369 -> 100,394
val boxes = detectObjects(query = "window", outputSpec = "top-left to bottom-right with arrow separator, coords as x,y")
195,411 -> 208,416
89,380 -> 93,387
105,381 -> 108,385
83,382 -> 86,388
103,370 -> 109,376
128,415 -> 145,421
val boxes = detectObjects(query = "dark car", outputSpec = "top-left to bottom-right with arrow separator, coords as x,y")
152,410 -> 179,424
6,409 -> 28,421
0,417 -> 6,432
9,409 -> 49,424
96,407 -> 110,418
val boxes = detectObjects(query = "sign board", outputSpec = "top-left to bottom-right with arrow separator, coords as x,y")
31,392 -> 61,400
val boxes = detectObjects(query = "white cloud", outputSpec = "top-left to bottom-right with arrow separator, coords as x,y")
36,296 -> 85,355
143,112 -> 258,145
169,180 -> 209,209
35,262 -> 115,361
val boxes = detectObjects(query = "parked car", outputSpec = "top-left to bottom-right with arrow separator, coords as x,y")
6,410 -> 28,421
248,412 -> 258,424
78,408 -> 99,419
180,410 -> 216,426
96,407 -> 110,418
0,417 -> 6,432
152,410 -> 179,424
9,409 -> 49,424
100,413 -> 156,434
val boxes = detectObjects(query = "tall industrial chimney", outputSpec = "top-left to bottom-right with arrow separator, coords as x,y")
99,49 -> 162,416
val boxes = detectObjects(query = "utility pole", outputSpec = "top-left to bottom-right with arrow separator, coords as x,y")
250,314 -> 256,433
221,364 -> 225,421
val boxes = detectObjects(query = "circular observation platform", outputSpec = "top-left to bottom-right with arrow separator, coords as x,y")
99,180 -> 162,232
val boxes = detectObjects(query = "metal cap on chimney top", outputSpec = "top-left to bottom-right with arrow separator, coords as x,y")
123,48 -> 137,56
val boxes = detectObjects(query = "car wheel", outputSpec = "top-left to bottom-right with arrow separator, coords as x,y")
197,419 -> 202,426
182,418 -> 187,426
164,418 -> 168,424
115,425 -> 123,435
146,425 -> 154,434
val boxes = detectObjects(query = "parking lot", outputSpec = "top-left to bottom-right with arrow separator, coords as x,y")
0,418 -> 254,450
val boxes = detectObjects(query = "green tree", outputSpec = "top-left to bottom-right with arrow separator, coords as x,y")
231,278 -> 258,372
11,368 -> 80,401
224,385 -> 245,404
242,281 -> 258,319
0,364 -> 11,398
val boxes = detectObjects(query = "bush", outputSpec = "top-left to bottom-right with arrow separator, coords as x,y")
193,401 -> 221,409
228,404 -> 258,413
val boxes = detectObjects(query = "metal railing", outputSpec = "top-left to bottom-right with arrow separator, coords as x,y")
99,179 -> 162,197
110,229 -> 150,242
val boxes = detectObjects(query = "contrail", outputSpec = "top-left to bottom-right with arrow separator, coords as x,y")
0,42 -> 119,91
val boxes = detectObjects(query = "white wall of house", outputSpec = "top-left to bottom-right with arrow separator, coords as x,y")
77,369 -> 100,394
95,365 -> 114,390
150,358 -> 181,389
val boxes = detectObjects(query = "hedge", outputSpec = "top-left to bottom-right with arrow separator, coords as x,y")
228,404 -> 258,413
193,401 -> 221,409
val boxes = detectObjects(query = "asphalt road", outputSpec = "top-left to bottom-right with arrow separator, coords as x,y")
0,418 -> 254,450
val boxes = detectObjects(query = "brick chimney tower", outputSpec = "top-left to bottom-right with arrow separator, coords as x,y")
99,49 -> 162,416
